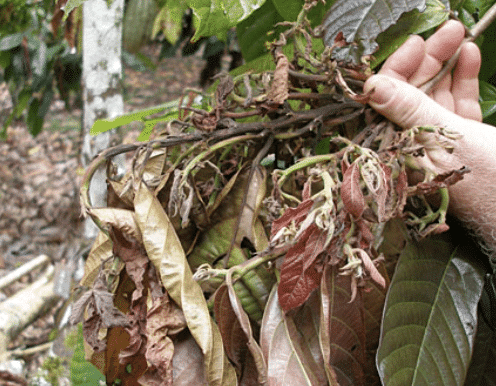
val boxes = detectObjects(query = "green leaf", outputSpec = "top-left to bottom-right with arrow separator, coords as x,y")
377,236 -> 485,386
14,89 -> 31,119
188,0 -> 267,40
62,0 -> 89,21
0,33 -> 24,51
480,81 -> 496,124
69,324 -> 106,386
271,0 -> 335,26
27,97 -> 43,136
152,1 -> 188,44
372,0 -> 449,68
236,0 -> 284,62
133,182 -> 237,386
322,0 -> 426,63
463,291 -> 496,385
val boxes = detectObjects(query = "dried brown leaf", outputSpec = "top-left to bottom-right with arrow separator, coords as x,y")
139,295 -> 186,386
134,182 -> 237,386
267,51 -> 290,105
71,274 -> 129,351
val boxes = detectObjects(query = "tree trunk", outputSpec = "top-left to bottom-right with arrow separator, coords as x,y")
81,0 -> 125,238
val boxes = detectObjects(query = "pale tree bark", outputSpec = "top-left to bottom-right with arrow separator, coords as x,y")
81,0 -> 124,238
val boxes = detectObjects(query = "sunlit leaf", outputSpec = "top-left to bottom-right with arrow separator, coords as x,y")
80,231 -> 115,287
133,182 -> 237,386
152,1 -> 188,44
89,208 -> 142,243
377,236 -> 485,386
323,0 -> 426,63
188,0 -> 267,40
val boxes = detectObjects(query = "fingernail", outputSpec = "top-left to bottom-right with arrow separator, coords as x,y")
367,75 -> 396,105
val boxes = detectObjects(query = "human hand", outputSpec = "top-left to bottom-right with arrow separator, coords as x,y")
364,20 -> 496,254
364,20 -> 481,128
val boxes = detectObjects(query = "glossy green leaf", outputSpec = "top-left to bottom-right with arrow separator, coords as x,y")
480,81 -> 496,124
188,0 -> 267,40
134,182 -> 237,386
271,0 -> 336,24
322,0 -> 426,63
463,300 -> 496,386
0,33 -> 24,51
260,286 -> 324,386
236,0 -> 284,62
373,0 -> 449,67
377,236 -> 485,386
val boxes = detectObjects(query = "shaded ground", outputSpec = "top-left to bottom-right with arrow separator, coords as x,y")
0,46 -> 205,381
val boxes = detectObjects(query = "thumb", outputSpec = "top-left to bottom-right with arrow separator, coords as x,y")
363,74 -> 458,129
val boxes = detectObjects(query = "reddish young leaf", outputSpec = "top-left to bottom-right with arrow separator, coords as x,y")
214,285 -> 249,372
278,224 -> 327,312
320,265 -> 366,386
270,199 -> 314,240
341,161 -> 366,218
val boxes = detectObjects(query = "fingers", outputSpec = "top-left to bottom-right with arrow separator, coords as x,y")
452,42 -> 482,121
408,20 -> 466,87
364,75 -> 458,129
379,35 -> 425,81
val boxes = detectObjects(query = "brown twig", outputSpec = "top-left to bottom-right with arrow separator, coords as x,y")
420,2 -> 496,93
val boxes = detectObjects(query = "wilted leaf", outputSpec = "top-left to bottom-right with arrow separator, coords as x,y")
341,161 -> 366,218
71,274 -> 129,352
89,208 -> 142,243
260,286 -> 324,386
377,235 -> 485,386
172,331 -> 208,385
278,224 -> 327,312
323,0 -> 426,63
214,285 -> 250,371
271,199 -> 314,240
320,265 -> 366,386
133,182 -> 237,386
110,228 -> 149,369
80,231 -> 115,288
139,295 -> 187,386
267,51 -> 289,105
